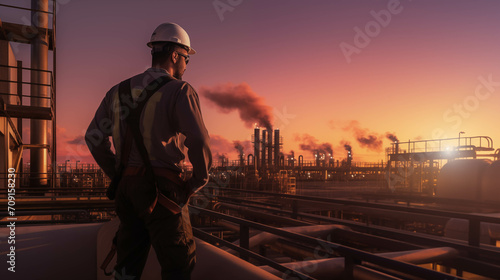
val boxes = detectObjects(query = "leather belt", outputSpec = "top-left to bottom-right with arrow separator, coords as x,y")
123,166 -> 184,186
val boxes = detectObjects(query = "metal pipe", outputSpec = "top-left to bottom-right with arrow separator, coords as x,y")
254,128 -> 260,170
229,223 -> 350,254
261,129 -> 267,169
274,129 -> 280,167
267,129 -> 273,167
260,247 -> 458,280
30,0 -> 49,187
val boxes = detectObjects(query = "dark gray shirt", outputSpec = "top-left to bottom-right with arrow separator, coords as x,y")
86,68 -> 212,193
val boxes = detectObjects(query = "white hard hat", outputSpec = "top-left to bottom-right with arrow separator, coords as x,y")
147,22 -> 196,54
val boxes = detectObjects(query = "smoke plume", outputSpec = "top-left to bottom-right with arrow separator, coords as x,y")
386,133 -> 399,142
343,144 -> 352,152
295,134 -> 334,158
211,135 -> 251,162
200,83 -> 274,130
343,120 -> 382,152
234,141 -> 244,154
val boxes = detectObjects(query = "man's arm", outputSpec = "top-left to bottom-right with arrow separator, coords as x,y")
85,90 -> 117,179
175,83 -> 212,195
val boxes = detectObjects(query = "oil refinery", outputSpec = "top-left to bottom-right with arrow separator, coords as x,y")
2,1 -> 500,280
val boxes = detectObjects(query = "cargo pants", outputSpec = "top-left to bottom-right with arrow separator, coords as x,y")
114,175 -> 196,280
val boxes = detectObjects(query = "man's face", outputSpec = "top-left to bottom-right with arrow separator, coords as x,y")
173,47 -> 189,80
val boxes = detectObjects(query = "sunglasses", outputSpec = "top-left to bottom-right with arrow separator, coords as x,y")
176,52 -> 190,64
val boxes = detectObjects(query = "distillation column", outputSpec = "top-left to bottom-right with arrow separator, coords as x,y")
30,0 -> 49,187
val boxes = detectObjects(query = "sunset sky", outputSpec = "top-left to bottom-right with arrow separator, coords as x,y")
3,0 -> 500,164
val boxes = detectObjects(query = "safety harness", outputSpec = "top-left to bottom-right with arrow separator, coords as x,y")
101,75 -> 186,276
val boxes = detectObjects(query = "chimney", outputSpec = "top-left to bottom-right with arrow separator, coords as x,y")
274,129 -> 280,167
261,130 -> 267,169
254,128 -> 260,170
267,129 -> 273,167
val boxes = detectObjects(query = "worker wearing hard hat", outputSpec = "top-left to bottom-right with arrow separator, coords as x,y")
86,22 -> 212,279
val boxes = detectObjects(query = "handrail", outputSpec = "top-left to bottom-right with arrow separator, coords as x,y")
0,3 -> 54,14
215,187 -> 500,247
193,228 -> 315,280
190,206 -> 462,280
388,136 -> 494,154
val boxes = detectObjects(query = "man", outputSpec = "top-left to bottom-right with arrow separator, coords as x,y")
86,22 -> 212,279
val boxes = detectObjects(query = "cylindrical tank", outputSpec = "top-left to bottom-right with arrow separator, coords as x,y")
481,160 -> 500,202
30,0 -> 50,187
436,159 -> 491,200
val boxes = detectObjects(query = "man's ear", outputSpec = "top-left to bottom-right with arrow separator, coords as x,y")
170,51 -> 178,64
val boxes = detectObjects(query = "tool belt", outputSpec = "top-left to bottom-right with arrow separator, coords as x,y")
123,166 -> 187,215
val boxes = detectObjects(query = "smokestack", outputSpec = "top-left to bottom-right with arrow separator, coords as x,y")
386,133 -> 399,154
234,141 -> 245,167
254,128 -> 260,169
287,150 -> 295,168
274,129 -> 280,167
30,0 -> 49,187
261,129 -> 267,169
267,129 -> 273,167
344,144 -> 352,166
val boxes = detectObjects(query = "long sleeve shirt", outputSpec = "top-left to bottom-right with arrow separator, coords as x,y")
85,68 -> 212,193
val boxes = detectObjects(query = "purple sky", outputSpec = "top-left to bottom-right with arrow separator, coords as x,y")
2,0 -> 500,162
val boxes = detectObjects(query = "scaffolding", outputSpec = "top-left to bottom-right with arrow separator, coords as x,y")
0,1 -> 56,188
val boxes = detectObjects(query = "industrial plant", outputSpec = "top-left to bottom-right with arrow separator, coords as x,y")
1,1 -> 500,280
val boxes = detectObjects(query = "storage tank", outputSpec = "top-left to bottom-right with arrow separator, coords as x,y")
436,159 -> 491,200
481,160 -> 500,202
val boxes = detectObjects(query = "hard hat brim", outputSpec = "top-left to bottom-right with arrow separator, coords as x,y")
147,41 -> 196,55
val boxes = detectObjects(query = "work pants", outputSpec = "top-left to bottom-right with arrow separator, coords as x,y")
114,175 -> 196,280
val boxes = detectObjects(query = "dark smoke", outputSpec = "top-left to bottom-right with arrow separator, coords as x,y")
320,143 -> 333,156
296,134 -> 334,158
200,83 -> 274,130
343,120 -> 383,152
386,133 -> 399,142
356,134 -> 382,151
233,141 -> 244,156
344,144 -> 352,152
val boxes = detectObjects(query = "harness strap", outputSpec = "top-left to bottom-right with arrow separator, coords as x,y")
100,75 -> 173,276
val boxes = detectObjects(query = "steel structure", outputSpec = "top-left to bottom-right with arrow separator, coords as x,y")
0,0 -> 57,188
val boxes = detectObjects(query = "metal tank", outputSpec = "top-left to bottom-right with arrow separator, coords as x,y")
481,160 -> 500,202
436,159 -> 491,200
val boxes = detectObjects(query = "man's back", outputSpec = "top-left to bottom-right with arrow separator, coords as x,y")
85,22 -> 211,280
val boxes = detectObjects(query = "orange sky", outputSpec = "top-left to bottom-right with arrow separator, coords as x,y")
3,0 -> 499,164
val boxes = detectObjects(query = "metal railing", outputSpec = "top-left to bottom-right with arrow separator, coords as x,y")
190,205 -> 462,280
215,187 -> 500,248
388,136 -> 494,155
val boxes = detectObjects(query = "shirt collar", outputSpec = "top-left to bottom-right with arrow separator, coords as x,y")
146,67 -> 172,77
